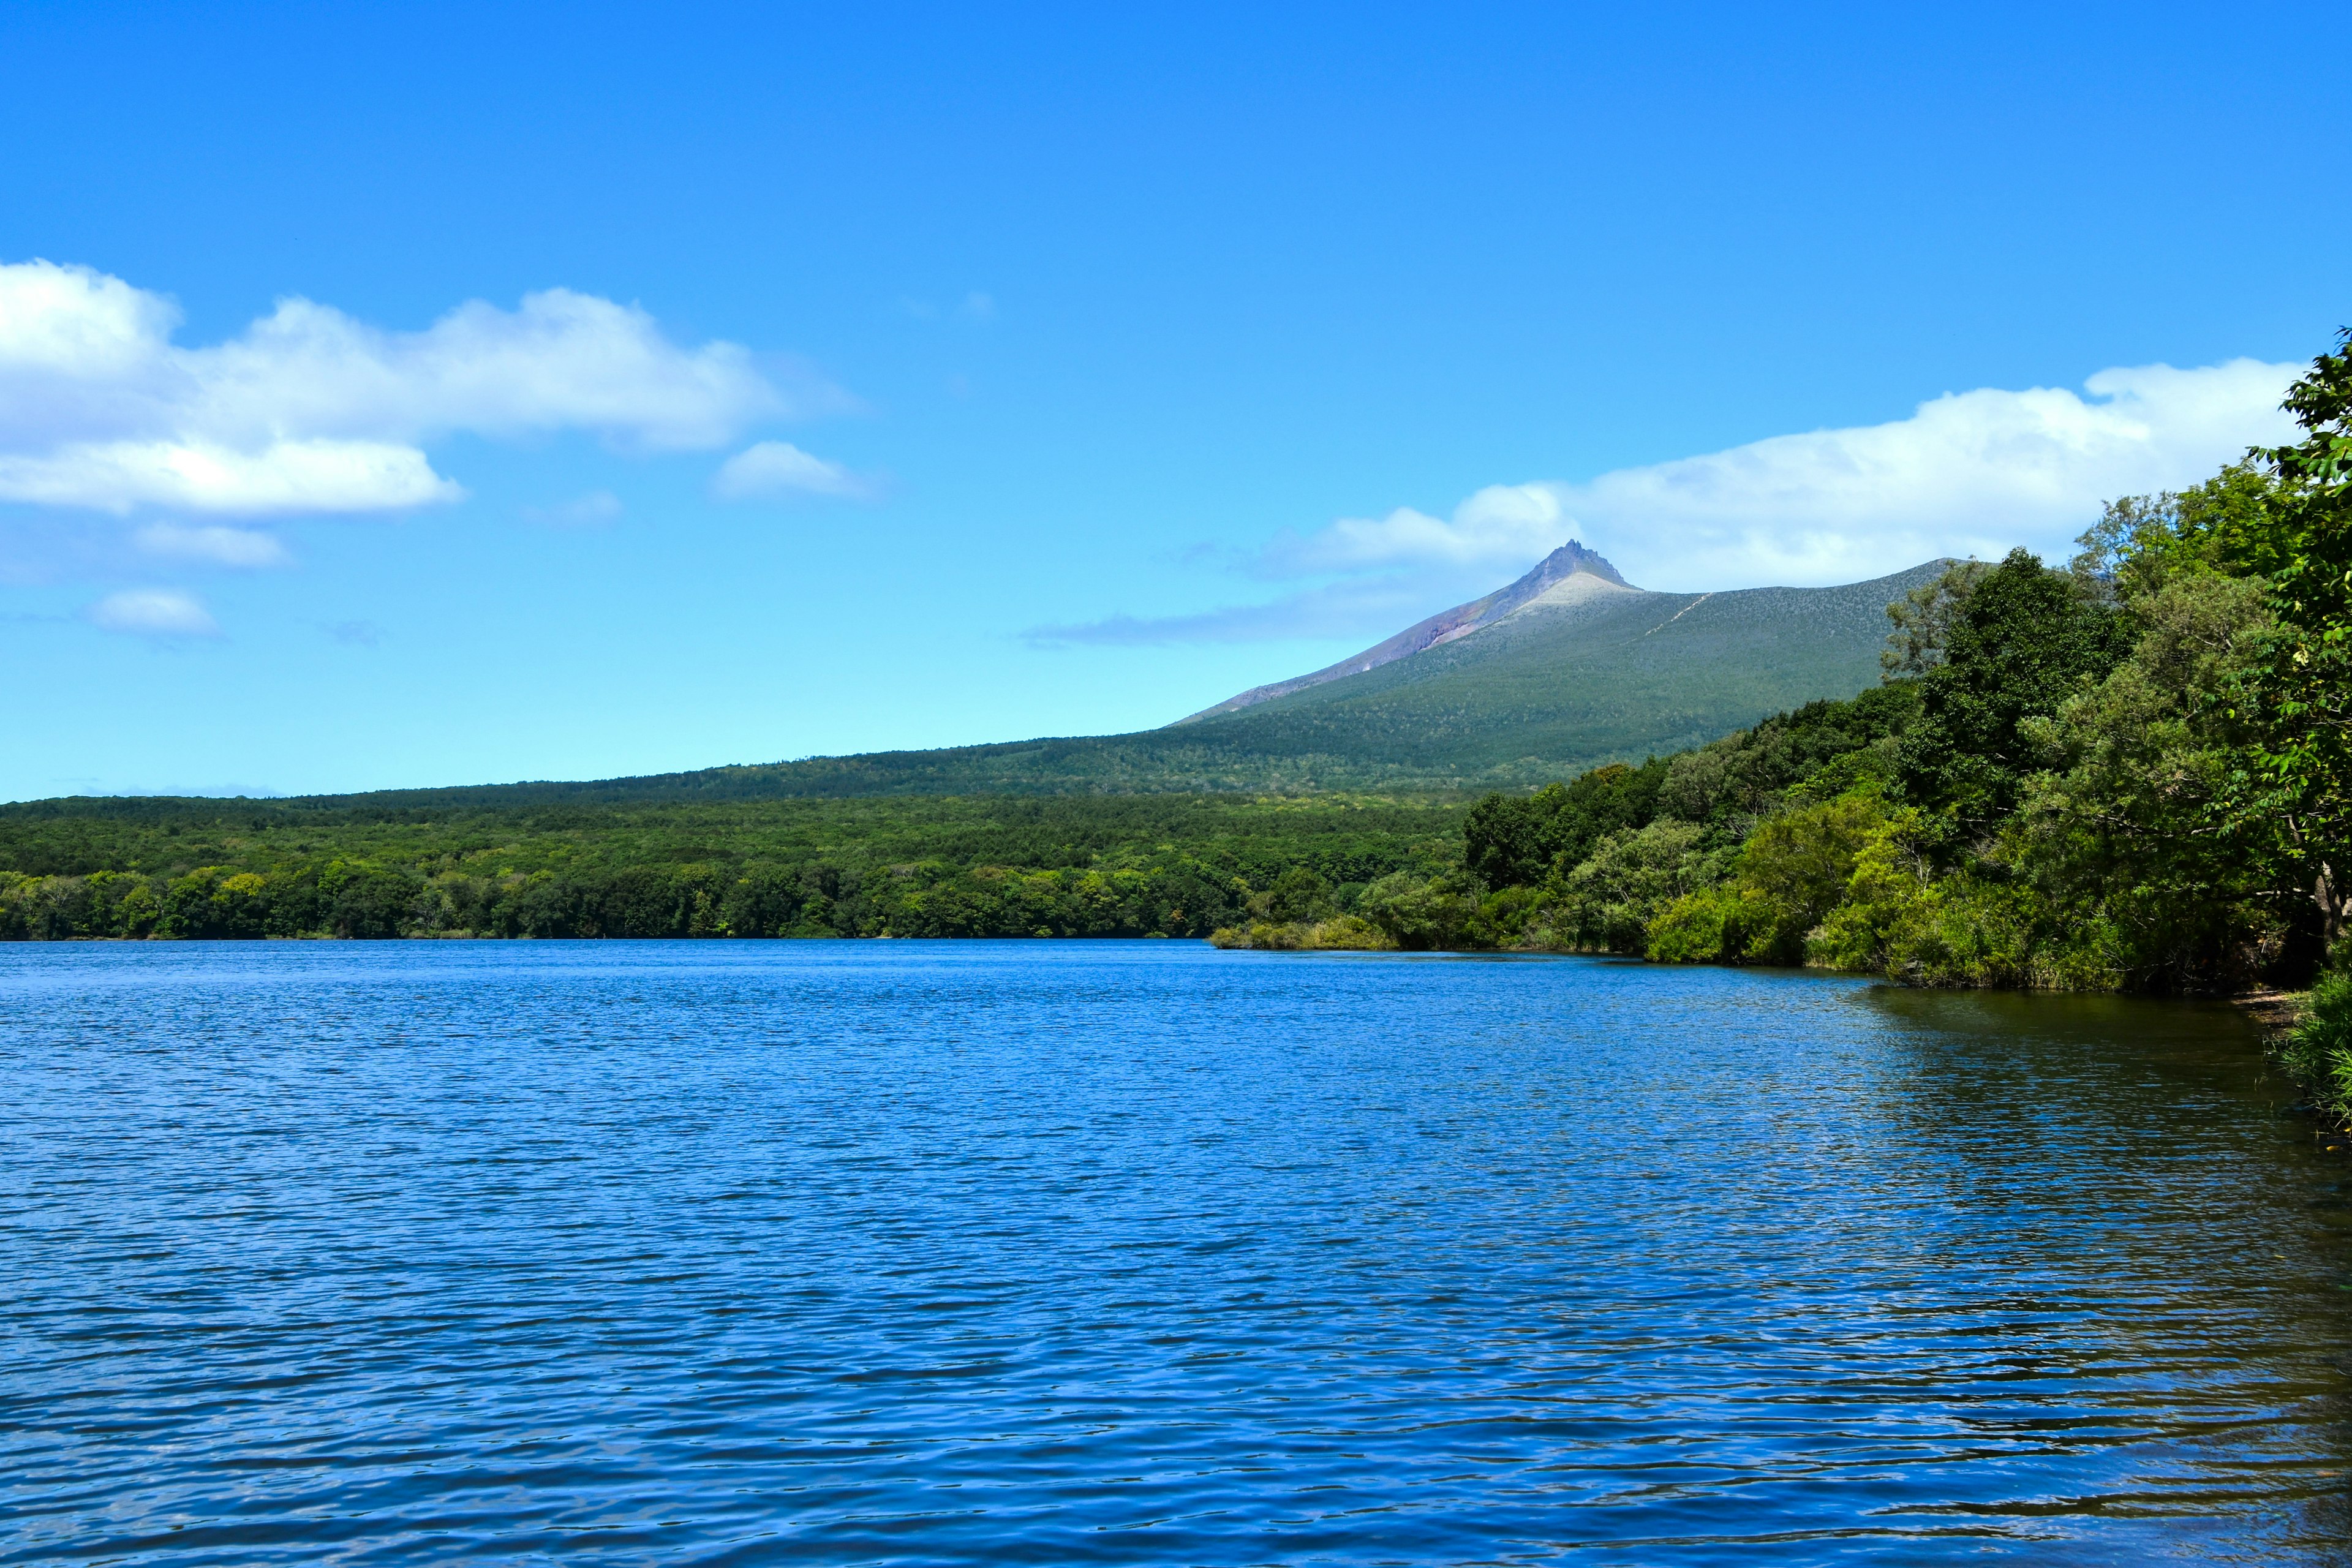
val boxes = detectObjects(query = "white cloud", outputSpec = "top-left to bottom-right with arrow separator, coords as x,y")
134,521 -> 291,567
0,437 -> 458,514
1272,358 -> 2303,592
710,440 -> 872,502
86,587 -> 219,638
0,258 -> 836,516
1259,483 -> 1570,578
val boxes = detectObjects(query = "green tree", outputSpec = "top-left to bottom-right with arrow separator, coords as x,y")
2239,331 -> 2352,952
1263,865 -> 1335,924
1896,549 -> 2133,842
2014,573 -> 2283,987
1882,559 -> 1990,677
1463,761 -> 1667,891
1361,870 -> 1485,951
1551,820 -> 1713,952
1645,790 -> 1889,965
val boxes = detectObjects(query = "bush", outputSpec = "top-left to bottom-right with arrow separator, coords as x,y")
1733,790 -> 1890,962
1360,871 -> 1487,951
1474,884 -> 1551,945
1207,914 -> 1392,951
1550,820 -> 1713,952
1638,791 -> 1888,965
2284,971 -> 2352,1115
1648,884 -> 1773,963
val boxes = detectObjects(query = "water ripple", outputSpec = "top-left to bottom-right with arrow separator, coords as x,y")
3,941 -> 2349,1564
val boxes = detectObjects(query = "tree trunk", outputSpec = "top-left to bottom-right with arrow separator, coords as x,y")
2318,860 -> 2345,954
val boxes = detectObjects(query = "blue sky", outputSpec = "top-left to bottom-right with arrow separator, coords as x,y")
1,1 -> 2346,800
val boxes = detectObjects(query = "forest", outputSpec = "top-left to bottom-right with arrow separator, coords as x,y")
0,793 -> 1464,942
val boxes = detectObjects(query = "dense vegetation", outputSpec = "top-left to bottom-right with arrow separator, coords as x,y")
1267,333 -> 2352,1030
0,794 -> 1463,941
1215,685 -> 1920,957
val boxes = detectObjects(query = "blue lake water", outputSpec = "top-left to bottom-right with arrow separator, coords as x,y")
4,940 -> 2350,1564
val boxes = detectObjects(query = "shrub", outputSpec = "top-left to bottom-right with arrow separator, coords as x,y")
1207,914 -> 1392,951
2284,971 -> 2352,1115
1640,791 -> 1891,965
1648,884 -> 1772,963
1360,871 -> 1487,951
1551,820 -> 1713,952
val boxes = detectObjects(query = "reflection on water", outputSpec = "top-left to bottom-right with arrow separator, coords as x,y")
2,941 -> 2348,1564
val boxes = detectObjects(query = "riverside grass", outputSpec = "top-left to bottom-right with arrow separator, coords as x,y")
2280,974 -> 2352,1121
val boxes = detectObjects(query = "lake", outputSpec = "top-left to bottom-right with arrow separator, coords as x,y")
4,940 -> 2348,1564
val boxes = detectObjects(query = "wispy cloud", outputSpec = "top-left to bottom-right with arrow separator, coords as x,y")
326,619 -> 385,646
133,521 -> 290,567
710,440 -> 873,502
0,258 -> 847,516
520,489 -> 624,528
1027,578 -> 1443,647
900,290 -> 997,323
86,587 -> 219,638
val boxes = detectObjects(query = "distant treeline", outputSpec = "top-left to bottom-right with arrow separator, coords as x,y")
0,794 -> 1463,941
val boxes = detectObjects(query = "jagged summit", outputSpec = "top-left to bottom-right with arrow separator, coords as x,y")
1172,540 -> 1638,725
1520,538 -> 1631,589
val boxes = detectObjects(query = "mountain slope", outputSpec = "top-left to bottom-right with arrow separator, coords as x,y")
1178,540 -> 1631,721
1150,559 -> 1948,782
11,553 -> 1945,809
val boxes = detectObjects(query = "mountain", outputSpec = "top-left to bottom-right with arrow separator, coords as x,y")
29,546 -> 1943,809
1178,541 -> 1630,721
1110,549 -> 1948,791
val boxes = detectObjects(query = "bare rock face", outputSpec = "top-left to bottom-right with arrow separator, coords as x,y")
1171,540 -> 1640,725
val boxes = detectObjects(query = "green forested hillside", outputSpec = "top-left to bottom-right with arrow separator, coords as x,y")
86,558 -> 1938,810
1180,564 -> 1947,783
